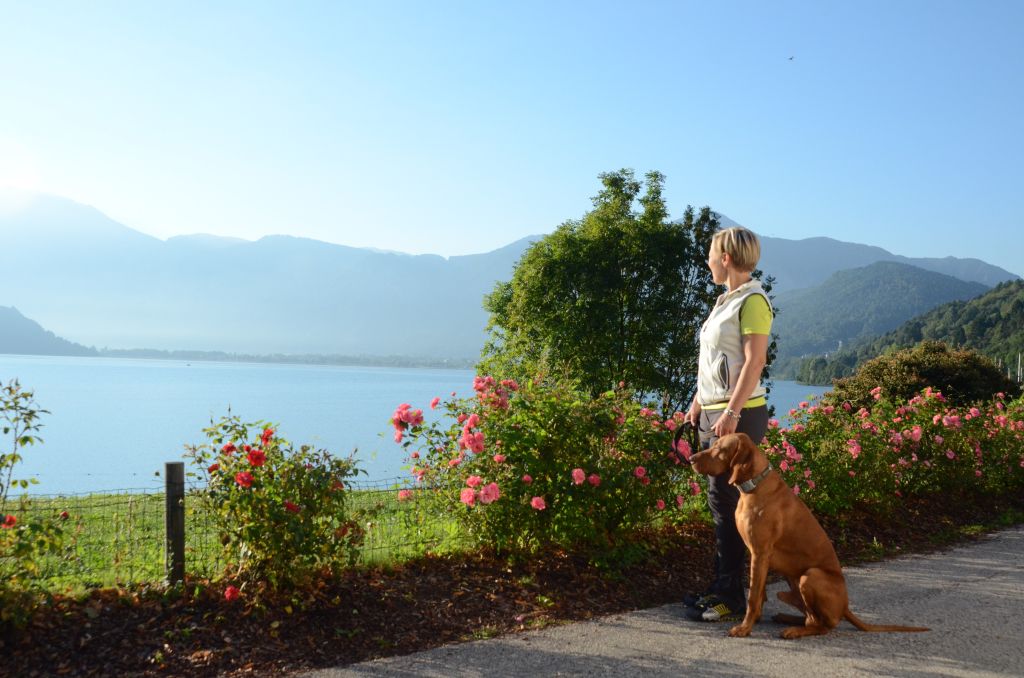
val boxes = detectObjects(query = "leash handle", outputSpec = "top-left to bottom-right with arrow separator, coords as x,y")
672,420 -> 700,463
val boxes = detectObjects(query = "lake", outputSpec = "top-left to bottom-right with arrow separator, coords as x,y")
0,355 -> 829,495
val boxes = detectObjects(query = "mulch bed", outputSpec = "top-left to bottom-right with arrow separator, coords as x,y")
3,492 -> 1021,678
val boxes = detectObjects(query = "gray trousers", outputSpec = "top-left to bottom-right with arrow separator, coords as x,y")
699,405 -> 770,602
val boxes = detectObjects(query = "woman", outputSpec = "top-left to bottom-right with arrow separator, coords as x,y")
684,226 -> 773,622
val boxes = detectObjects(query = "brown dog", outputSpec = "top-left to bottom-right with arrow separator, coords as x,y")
689,432 -> 929,639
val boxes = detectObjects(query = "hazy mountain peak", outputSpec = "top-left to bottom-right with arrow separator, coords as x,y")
166,234 -> 250,248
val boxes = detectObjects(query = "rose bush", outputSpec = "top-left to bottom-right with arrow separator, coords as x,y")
391,376 -> 695,555
186,414 -> 365,594
763,387 -> 1024,517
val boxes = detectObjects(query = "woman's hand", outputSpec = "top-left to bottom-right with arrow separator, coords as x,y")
686,402 -> 702,427
712,410 -> 739,438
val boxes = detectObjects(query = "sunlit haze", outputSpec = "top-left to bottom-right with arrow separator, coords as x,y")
1,1 -> 1021,275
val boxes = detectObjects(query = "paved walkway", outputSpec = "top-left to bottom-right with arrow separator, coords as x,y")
304,526 -> 1024,677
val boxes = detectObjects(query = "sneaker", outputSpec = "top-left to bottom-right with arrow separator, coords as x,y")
700,595 -> 746,622
684,594 -> 744,622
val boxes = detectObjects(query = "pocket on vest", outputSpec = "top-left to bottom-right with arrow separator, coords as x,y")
713,354 -> 730,393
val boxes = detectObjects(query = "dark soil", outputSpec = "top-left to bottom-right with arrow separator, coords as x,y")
3,492 -> 1021,678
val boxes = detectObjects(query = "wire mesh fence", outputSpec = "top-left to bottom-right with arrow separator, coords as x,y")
10,489 -> 167,588
3,474 -> 470,591
347,477 -> 470,563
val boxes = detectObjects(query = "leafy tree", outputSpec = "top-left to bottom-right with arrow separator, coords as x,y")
479,169 -> 724,414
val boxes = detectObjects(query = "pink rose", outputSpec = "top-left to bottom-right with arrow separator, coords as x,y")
847,440 -> 861,459
675,439 -> 692,461
521,474 -> 533,484
430,396 -> 441,409
656,499 -> 666,510
466,475 -> 482,488
530,496 -> 546,511
460,488 -> 477,506
633,466 -> 646,479
479,482 -> 500,504
397,489 -> 413,501
493,454 -> 506,463
571,468 -> 585,485
587,473 -> 601,487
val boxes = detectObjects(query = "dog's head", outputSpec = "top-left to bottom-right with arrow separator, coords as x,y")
689,432 -> 760,486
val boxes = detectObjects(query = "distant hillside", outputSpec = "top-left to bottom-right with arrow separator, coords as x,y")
0,191 -> 539,359
793,279 -> 1024,384
773,261 -> 989,359
0,306 -> 98,357
0,191 -> 1016,361
757,235 -> 1015,293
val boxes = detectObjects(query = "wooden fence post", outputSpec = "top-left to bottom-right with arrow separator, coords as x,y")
165,461 -> 186,585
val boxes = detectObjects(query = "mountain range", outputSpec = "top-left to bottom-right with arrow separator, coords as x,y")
793,279 -> 1024,385
771,261 -> 990,359
0,190 -> 1019,361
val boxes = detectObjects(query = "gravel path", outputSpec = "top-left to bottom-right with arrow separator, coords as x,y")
303,525 -> 1024,678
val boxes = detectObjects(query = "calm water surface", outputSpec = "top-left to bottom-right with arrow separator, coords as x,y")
0,355 -> 828,495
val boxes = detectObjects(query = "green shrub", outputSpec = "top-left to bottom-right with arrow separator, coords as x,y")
1,380 -> 65,633
826,341 -> 1019,409
391,376 -> 696,559
185,415 -> 365,596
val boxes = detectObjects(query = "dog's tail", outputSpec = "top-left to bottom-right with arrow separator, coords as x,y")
844,608 -> 929,633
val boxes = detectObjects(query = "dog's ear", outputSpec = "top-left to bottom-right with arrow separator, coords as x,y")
728,434 -> 756,486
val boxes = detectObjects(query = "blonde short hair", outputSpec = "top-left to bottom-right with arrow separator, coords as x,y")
711,227 -> 761,272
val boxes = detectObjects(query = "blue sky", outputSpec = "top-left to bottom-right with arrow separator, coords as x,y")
1,1 -> 1022,275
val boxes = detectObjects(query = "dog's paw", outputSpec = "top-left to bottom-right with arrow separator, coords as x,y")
728,624 -> 752,638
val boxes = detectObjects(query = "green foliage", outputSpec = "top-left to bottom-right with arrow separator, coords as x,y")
824,341 -> 1018,409
185,415 -> 366,595
1,380 -> 65,633
764,388 -> 1024,517
794,279 -> 1024,385
479,169 -> 720,414
390,376 -> 697,560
